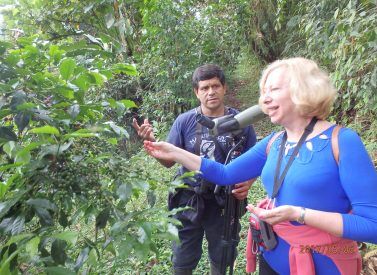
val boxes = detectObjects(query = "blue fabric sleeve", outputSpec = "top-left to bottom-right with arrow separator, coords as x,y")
167,116 -> 184,147
199,133 -> 273,185
338,129 -> 377,243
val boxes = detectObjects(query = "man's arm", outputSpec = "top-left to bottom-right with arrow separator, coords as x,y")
132,118 -> 175,168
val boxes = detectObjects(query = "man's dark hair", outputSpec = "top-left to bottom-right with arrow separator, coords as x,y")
192,64 -> 226,89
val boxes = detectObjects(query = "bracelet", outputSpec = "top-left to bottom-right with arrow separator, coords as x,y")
297,207 -> 306,224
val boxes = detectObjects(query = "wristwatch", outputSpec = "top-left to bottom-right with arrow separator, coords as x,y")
297,207 -> 306,224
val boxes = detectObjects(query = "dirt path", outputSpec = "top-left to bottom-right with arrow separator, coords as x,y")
225,79 -> 246,110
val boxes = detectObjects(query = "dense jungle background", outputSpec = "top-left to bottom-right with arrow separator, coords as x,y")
0,0 -> 376,274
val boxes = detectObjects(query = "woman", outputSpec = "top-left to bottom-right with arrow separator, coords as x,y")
144,57 -> 377,274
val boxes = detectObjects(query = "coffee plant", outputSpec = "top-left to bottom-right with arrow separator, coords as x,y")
0,33 -> 180,274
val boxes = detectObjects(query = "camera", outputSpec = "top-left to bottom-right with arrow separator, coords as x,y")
249,213 -> 277,252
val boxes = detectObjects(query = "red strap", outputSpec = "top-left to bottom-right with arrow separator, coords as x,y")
266,131 -> 284,156
332,125 -> 342,165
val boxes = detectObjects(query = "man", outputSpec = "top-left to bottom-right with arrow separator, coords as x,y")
132,64 -> 257,275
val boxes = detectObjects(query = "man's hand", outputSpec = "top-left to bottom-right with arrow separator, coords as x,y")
132,118 -> 156,141
231,179 -> 256,200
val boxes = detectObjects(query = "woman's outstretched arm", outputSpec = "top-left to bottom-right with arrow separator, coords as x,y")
144,140 -> 202,171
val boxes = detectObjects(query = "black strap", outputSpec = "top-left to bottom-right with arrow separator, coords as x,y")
272,117 -> 318,198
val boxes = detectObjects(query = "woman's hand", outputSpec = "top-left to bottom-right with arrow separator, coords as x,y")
247,204 -> 343,236
144,140 -> 178,161
144,141 -> 202,172
247,204 -> 300,225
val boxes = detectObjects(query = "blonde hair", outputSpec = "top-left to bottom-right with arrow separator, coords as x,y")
258,57 -> 337,120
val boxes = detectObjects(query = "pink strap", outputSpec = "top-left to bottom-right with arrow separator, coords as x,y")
245,199 -> 361,274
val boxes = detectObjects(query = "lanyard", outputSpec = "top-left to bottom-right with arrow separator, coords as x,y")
271,117 -> 318,199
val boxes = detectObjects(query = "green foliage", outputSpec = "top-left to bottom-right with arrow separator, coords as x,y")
286,0 -> 377,124
2,0 -> 143,59
0,31 -> 177,273
1,0 -> 375,273
138,0 -> 252,119
244,0 -> 376,144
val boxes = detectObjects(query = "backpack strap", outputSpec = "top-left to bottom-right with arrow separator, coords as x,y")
331,125 -> 342,165
266,131 -> 284,156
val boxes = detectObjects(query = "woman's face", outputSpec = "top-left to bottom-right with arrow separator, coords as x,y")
261,67 -> 299,126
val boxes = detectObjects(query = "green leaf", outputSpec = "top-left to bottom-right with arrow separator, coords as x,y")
72,73 -> 90,92
67,104 -> 80,119
107,138 -> 117,145
118,239 -> 133,258
27,198 -> 57,227
86,248 -> 97,267
10,91 -> 26,111
49,45 -> 64,63
111,63 -> 137,76
34,109 -> 52,122
0,96 -> 7,108
45,266 -> 75,275
117,183 -> 132,202
15,102 -> 36,111
84,34 -> 103,47
119,99 -> 137,108
14,150 -> 31,164
29,125 -> 60,136
0,41 -> 12,55
0,189 -> 28,219
88,71 -> 106,85
60,58 -> 76,81
51,239 -> 67,265
26,198 -> 57,212
167,223 -> 179,240
105,121 -> 129,138
25,237 -> 40,257
55,86 -> 75,99
14,112 -> 30,132
0,109 -> 12,120
51,231 -> 78,245
63,129 -> 99,139
74,247 -> 90,272
105,12 -> 115,28
38,141 -> 72,158
0,82 -> 11,92
147,191 -> 156,207
334,8 -> 339,19
371,66 -> 377,88
0,244 -> 18,274
16,141 -> 44,157
5,233 -> 33,246
0,215 -> 25,235
95,208 -> 110,229
0,163 -> 23,172
83,3 -> 95,13
34,207 -> 53,226
0,127 -> 17,143
58,210 -> 69,228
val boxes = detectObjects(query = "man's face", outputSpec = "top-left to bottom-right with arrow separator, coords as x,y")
194,77 -> 226,114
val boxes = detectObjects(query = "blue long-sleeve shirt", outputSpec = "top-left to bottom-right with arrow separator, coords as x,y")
200,125 -> 377,274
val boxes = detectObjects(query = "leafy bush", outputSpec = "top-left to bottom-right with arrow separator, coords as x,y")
0,35 -> 179,273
